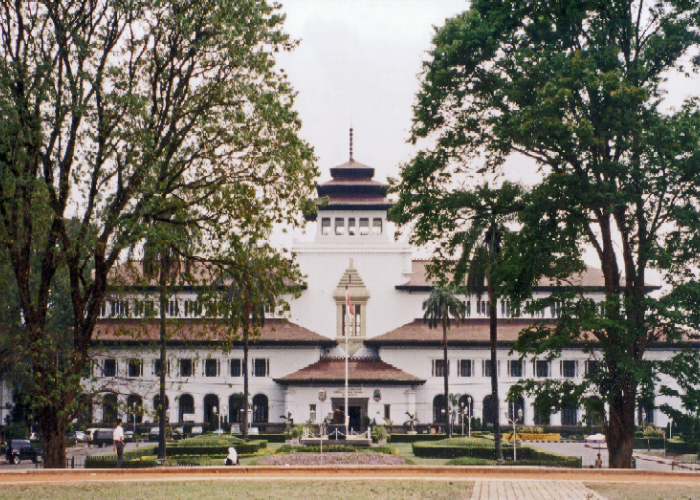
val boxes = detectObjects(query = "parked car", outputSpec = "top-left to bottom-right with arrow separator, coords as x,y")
190,426 -> 203,436
6,439 -> 42,465
124,431 -> 134,443
172,427 -> 184,440
92,429 -> 114,448
212,429 -> 224,435
75,431 -> 87,442
148,427 -> 160,442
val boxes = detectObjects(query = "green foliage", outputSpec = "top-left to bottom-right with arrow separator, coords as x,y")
0,0 -> 317,467
176,435 -> 245,447
275,444 -> 397,455
393,0 -> 700,468
371,426 -> 390,442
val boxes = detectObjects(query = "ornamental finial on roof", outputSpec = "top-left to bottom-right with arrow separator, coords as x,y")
349,128 -> 353,161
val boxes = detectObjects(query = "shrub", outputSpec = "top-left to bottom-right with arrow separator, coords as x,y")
275,444 -> 397,455
371,426 -> 390,443
167,440 -> 266,456
176,435 -> 245,447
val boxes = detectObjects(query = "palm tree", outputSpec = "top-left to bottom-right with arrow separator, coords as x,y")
423,285 -> 466,438
140,219 -> 198,460
452,181 -> 523,461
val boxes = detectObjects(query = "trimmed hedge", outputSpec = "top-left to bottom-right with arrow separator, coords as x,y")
254,434 -> 286,443
389,434 -> 447,443
275,444 -> 397,455
167,440 -> 266,457
85,456 -> 158,469
176,435 -> 245,447
666,440 -> 699,454
634,438 -> 665,450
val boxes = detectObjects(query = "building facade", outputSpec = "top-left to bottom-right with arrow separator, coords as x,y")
84,153 -> 678,433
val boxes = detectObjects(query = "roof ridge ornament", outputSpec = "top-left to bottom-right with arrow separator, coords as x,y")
349,127 -> 353,161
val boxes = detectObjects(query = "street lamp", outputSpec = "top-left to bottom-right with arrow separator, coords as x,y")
460,402 -> 465,436
213,406 -> 220,431
467,397 -> 472,438
505,403 -> 524,461
223,406 -> 228,431
319,389 -> 327,464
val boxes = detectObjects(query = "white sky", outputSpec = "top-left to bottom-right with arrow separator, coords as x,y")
273,0 -> 699,275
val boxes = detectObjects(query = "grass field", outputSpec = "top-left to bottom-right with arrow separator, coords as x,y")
586,482 -> 700,500
0,480 -> 473,499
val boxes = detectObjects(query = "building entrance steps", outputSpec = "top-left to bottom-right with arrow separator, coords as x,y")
471,480 -> 605,500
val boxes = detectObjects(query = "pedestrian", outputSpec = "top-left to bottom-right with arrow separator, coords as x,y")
225,446 -> 238,466
113,418 -> 125,468
594,453 -> 603,469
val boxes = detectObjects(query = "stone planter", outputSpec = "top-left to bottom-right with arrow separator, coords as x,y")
378,438 -> 388,446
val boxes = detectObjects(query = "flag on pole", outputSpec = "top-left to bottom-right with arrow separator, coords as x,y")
346,288 -> 354,316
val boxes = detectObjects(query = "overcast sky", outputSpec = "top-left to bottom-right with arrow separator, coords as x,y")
273,0 -> 699,266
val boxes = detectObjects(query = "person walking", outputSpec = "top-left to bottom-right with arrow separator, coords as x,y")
113,419 -> 125,468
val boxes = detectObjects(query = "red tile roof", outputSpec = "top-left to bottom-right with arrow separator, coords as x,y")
397,261 -> 659,290
274,358 -> 425,385
366,319 -> 549,345
93,319 -> 333,346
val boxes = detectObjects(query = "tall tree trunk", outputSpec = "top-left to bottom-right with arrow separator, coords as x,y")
243,327 -> 249,440
606,377 -> 637,468
158,258 -> 168,459
443,317 -> 450,437
489,284 -> 502,460
39,404 -> 67,468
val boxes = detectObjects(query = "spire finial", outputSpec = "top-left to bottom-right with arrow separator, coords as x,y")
349,128 -> 353,161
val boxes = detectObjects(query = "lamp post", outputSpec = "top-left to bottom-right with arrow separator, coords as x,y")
506,403 -> 524,461
467,397 -> 472,438
460,402 -> 465,436
669,417 -> 673,439
319,389 -> 327,464
223,406 -> 228,432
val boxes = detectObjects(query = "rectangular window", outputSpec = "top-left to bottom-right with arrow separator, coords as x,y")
509,360 -> 523,378
384,404 -> 391,420
561,408 -> 578,426
184,300 -> 201,317
484,360 -> 494,377
433,359 -> 449,377
459,360 -> 472,377
348,218 -> 356,235
180,359 -> 193,377
359,218 -> 370,235
321,218 -> 331,235
372,218 -> 382,235
562,360 -> 576,378
335,217 -> 345,235
309,404 -> 316,421
585,360 -> 599,375
204,359 -> 218,377
168,300 -> 179,317
100,302 -> 107,318
536,360 -> 549,378
111,300 -> 129,317
155,359 -> 169,377
104,359 -> 116,377
253,358 -> 269,377
230,359 -> 241,377
128,360 -> 142,378
465,300 -> 471,317
354,305 -> 361,336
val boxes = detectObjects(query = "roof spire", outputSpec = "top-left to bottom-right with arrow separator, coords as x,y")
349,128 -> 353,161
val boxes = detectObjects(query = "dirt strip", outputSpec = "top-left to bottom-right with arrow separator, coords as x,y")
0,466 -> 698,485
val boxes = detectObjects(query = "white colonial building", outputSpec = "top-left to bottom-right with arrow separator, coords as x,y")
84,151 -> 679,434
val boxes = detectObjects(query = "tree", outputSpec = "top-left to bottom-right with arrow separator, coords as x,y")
393,180 -> 521,457
422,285 -> 466,438
0,0 -> 316,467
215,242 -> 303,439
396,0 -> 700,467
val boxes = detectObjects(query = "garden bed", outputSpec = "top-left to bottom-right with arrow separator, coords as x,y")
257,452 -> 407,466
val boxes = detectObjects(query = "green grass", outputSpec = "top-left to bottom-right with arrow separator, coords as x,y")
586,482 -> 700,500
0,480 -> 473,499
392,442 -> 453,465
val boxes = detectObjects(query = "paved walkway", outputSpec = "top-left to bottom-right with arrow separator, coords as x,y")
471,480 -> 605,500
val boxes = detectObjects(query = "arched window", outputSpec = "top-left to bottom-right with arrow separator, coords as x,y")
77,394 -> 93,425
483,395 -> 498,426
252,394 -> 268,423
126,395 -> 143,424
203,394 -> 219,424
229,394 -> 244,423
433,394 -> 447,424
102,393 -> 118,424
178,394 -> 194,423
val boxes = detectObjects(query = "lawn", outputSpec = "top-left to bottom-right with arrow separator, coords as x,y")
586,482 -> 700,500
0,480 -> 473,499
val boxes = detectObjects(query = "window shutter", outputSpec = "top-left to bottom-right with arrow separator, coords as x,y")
266,359 -> 270,377
560,360 -> 562,377
431,360 -> 434,377
140,361 -> 143,377
507,360 -> 511,377
218,359 -> 221,377
498,360 -> 501,377
482,360 -> 485,377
